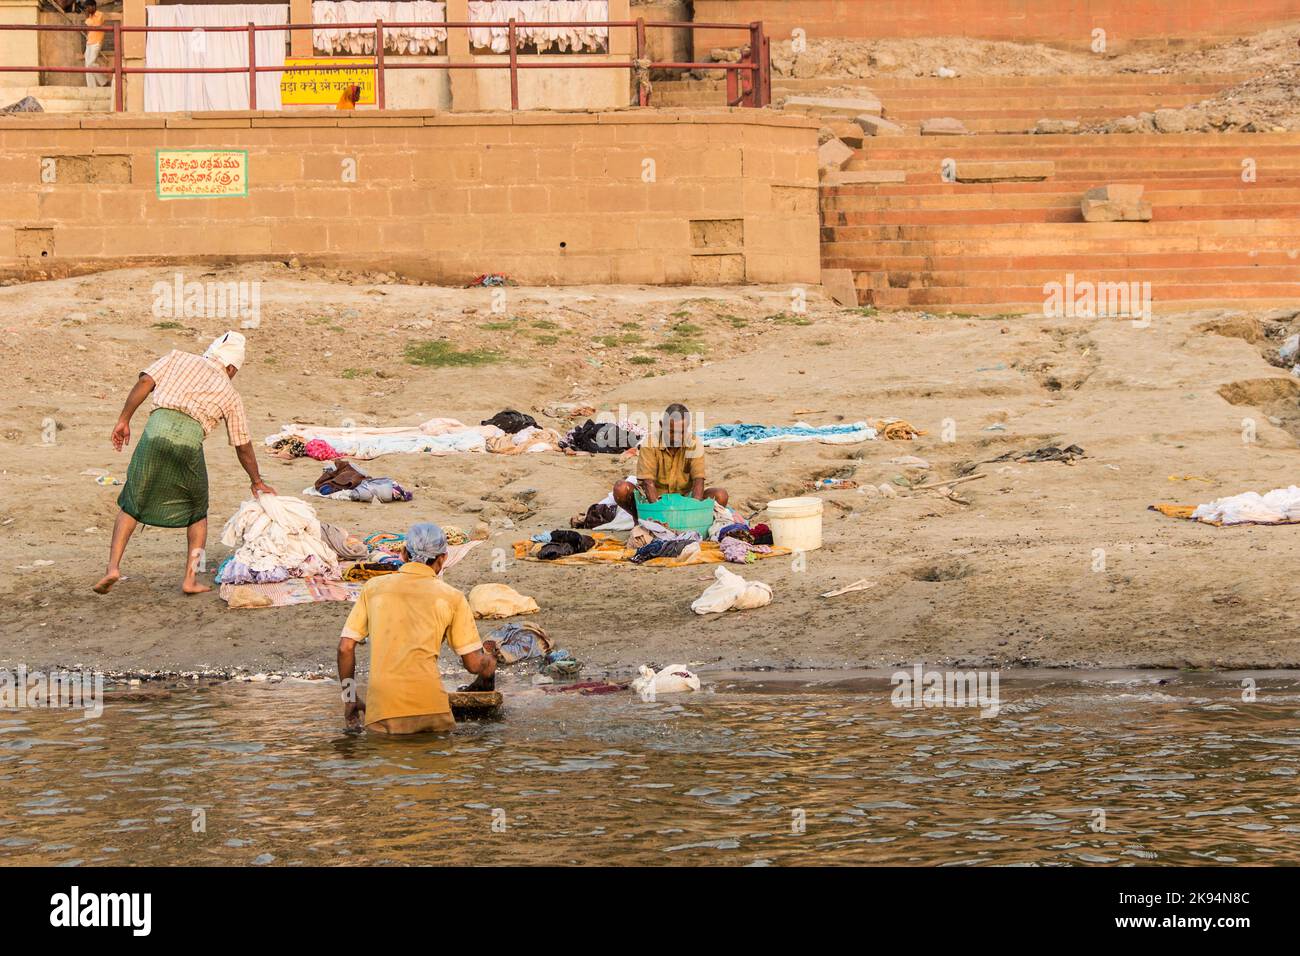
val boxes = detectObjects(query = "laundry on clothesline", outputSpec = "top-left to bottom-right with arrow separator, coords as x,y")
312,2 -> 448,55
1151,485 -> 1300,526
697,421 -> 878,448
467,1 -> 609,54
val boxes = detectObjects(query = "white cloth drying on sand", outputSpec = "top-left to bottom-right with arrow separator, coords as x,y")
220,495 -> 340,577
1190,486 -> 1300,525
691,566 -> 773,614
312,2 -> 448,55
266,418 -> 505,459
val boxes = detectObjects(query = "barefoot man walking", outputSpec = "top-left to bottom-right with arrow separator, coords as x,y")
94,331 -> 276,594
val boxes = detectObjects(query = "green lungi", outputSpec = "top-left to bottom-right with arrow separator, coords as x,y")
117,408 -> 209,528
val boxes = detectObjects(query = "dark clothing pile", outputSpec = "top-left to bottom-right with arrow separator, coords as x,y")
560,419 -> 642,454
571,502 -> 618,529
538,529 -> 596,561
481,409 -> 540,434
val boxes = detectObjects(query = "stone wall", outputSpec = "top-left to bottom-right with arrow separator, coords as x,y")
0,109 -> 821,285
692,0 -> 1300,49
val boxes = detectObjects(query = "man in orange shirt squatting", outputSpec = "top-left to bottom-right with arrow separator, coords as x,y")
336,523 -> 498,735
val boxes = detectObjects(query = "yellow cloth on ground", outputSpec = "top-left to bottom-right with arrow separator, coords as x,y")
512,534 -> 791,568
467,583 -> 540,619
340,563 -> 483,724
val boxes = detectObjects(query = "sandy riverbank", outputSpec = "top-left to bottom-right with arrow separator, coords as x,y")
2,264 -> 1299,678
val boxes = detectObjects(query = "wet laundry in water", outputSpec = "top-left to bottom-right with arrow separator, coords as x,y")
485,622 -> 552,665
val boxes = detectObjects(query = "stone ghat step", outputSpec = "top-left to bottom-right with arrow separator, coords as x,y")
853,132 -> 1300,148
843,159 -> 1300,176
827,176 -> 1300,196
818,218 -> 1300,239
821,250 -> 1300,272
651,72 -> 1253,92
0,86 -> 112,113
862,282 -> 1300,308
823,238 -> 1300,261
823,185 -> 1300,208
846,265 -> 1300,288
823,203 -> 1300,224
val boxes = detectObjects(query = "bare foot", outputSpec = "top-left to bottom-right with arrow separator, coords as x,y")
92,571 -> 120,594
182,580 -> 212,595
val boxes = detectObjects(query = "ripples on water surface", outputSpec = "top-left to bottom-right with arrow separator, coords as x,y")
2,674 -> 1299,866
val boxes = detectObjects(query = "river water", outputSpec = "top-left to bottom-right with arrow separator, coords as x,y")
2,671 -> 1298,866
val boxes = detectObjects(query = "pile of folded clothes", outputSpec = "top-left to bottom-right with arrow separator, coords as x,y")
304,460 -> 414,503
216,495 -> 342,585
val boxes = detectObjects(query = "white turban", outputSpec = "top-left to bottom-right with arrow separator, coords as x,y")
204,331 -> 246,370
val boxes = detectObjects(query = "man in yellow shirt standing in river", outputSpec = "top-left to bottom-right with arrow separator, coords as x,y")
337,523 -> 497,735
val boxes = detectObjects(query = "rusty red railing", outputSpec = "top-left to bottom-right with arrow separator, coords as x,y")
0,18 -> 771,113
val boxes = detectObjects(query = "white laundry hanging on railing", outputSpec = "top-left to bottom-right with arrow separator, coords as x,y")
311,1 -> 448,56
468,1 -> 609,54
144,4 -> 288,112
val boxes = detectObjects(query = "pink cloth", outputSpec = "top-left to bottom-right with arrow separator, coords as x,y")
304,438 -> 344,461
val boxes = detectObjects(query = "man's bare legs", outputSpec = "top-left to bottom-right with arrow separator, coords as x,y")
183,518 -> 210,594
93,509 -> 138,593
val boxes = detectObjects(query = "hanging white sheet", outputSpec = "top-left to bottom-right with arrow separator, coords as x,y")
468,1 -> 609,54
311,2 -> 448,56
145,5 -> 288,112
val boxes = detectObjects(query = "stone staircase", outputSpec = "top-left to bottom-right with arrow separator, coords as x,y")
0,85 -> 113,113
820,132 -> 1300,312
652,72 -> 1253,132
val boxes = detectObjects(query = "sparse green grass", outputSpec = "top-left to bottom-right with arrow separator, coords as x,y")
670,309 -> 690,318
768,312 -> 813,326
531,319 -> 558,330
620,332 -> 644,344
341,368 -> 364,380
151,321 -> 185,330
479,320 -> 517,331
619,321 -> 639,329
671,321 -> 703,336
629,355 -> 656,365
534,334 -> 559,346
404,340 -> 502,367
655,338 -> 705,355
718,314 -> 747,327
853,306 -> 878,318
598,334 -> 621,347
327,325 -> 345,333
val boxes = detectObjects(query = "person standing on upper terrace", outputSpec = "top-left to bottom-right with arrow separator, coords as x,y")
94,332 -> 276,596
82,1 -> 108,88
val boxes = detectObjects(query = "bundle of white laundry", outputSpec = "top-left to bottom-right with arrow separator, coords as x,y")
220,495 -> 341,579
1190,485 -> 1300,525
312,1 -> 448,55
691,566 -> 774,614
468,0 -> 609,53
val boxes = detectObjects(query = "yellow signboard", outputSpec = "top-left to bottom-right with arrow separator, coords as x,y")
155,150 -> 248,200
281,56 -> 376,106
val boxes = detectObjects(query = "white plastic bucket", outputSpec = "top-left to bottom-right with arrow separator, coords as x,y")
766,496 -> 824,551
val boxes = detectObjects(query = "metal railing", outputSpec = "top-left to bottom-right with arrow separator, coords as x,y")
0,18 -> 771,112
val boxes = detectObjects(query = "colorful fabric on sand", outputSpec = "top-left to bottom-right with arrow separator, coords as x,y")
513,533 -> 790,568
265,418 -> 562,459
117,408 -> 209,528
304,438 -> 345,461
697,421 -> 876,448
486,622 -> 552,665
219,495 -> 341,580
720,536 -> 771,564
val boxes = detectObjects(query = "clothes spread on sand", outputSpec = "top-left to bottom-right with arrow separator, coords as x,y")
631,536 -> 701,564
1187,486 -> 1300,525
690,565 -> 773,614
485,622 -> 552,665
697,421 -> 876,448
991,443 -> 1086,464
720,535 -> 771,564
266,419 -> 501,459
481,409 -> 539,434
537,529 -> 596,560
321,521 -> 369,560
485,425 -> 564,455
467,1 -> 609,53
312,2 -> 448,55
570,478 -> 636,531
218,495 -> 340,581
305,460 -> 414,503
468,582 -> 540,619
560,419 -> 642,454
304,438 -> 344,461
514,534 -> 790,568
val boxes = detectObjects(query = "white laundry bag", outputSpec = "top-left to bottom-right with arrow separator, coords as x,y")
690,565 -> 773,615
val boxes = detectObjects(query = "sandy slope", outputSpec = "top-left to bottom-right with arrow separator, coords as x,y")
2,265 -> 1299,679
